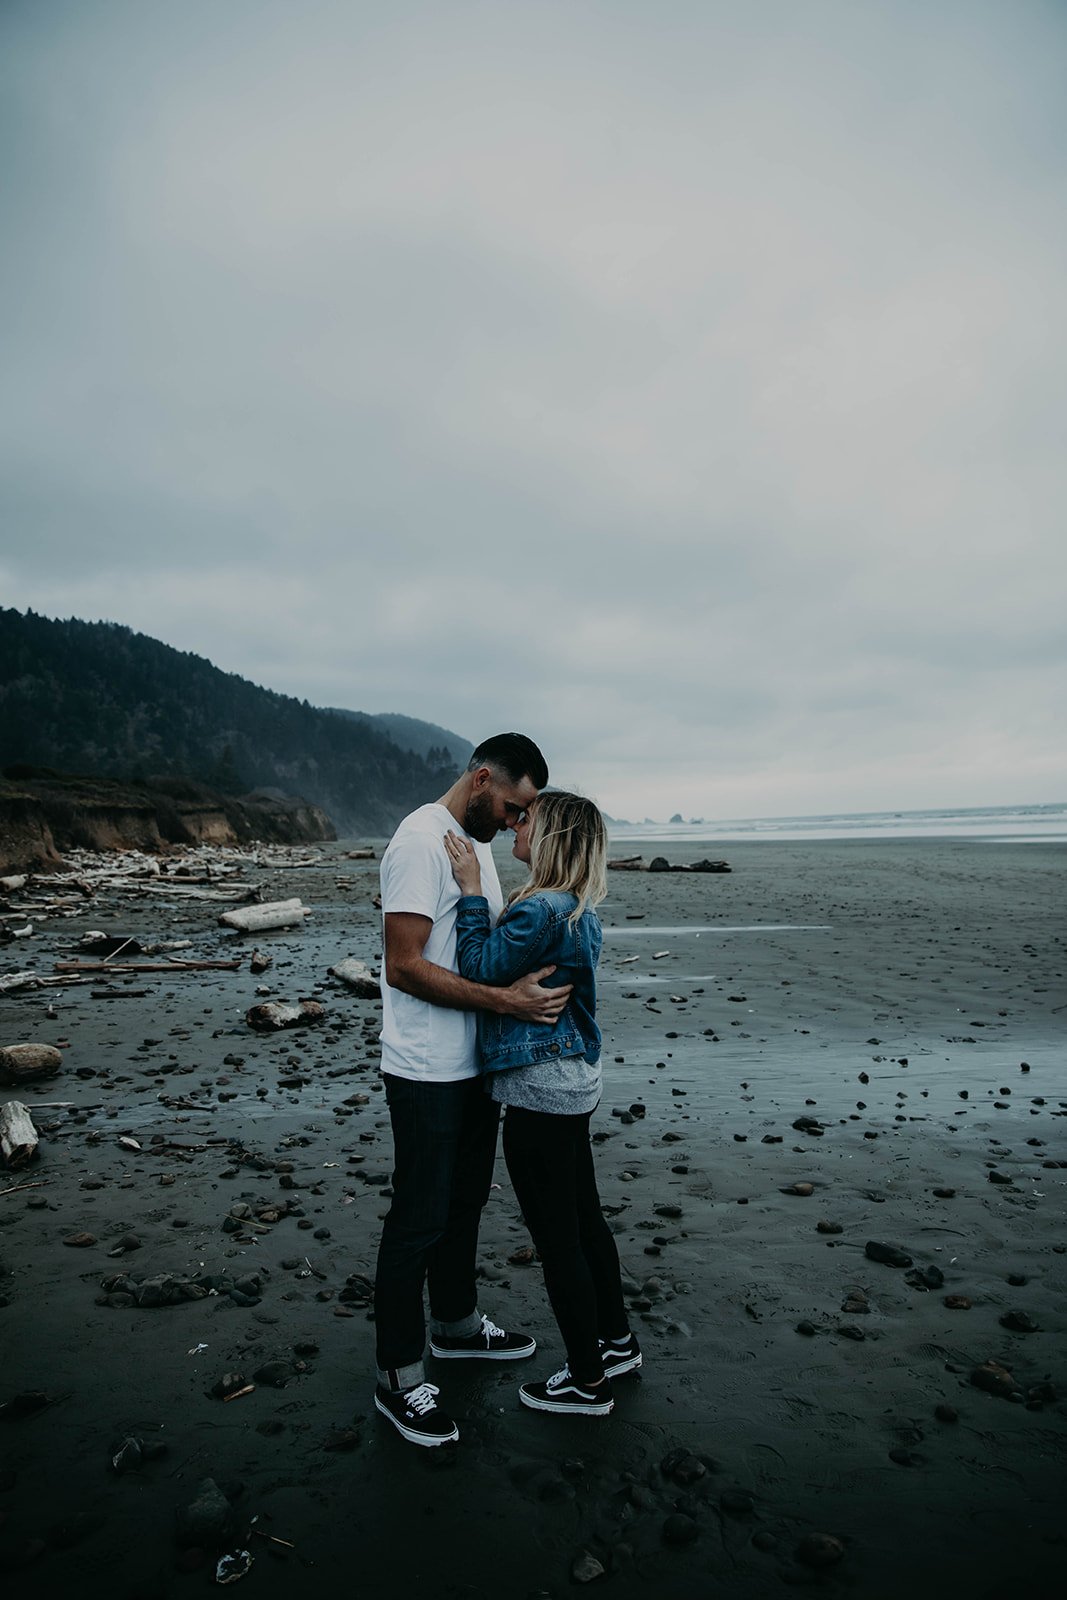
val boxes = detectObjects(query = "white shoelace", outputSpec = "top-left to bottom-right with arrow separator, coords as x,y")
480,1315 -> 506,1341
546,1364 -> 572,1389
403,1382 -> 442,1415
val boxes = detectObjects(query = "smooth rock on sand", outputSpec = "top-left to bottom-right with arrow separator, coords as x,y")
328,957 -> 380,997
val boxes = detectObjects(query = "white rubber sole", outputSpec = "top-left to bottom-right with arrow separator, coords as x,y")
374,1392 -> 459,1446
429,1339 -> 536,1361
601,1350 -> 643,1378
519,1386 -> 614,1417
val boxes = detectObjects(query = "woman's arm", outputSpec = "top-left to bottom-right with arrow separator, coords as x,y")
454,895 -> 556,987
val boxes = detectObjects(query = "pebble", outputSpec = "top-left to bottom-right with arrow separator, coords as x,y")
943,1295 -> 972,1311
970,1359 -> 1020,1399
720,1489 -> 755,1516
795,1533 -> 845,1569
795,1320 -> 816,1337
62,1232 -> 96,1248
816,1220 -> 843,1234
571,1551 -> 605,1583
934,1403 -> 959,1423
660,1447 -> 707,1485
865,1240 -> 912,1268
999,1310 -> 1039,1333
662,1513 -> 699,1545
175,1478 -> 239,1549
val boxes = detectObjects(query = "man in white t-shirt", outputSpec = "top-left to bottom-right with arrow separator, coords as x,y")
373,732 -> 572,1447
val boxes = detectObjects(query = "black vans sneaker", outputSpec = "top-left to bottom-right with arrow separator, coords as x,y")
430,1314 -> 536,1361
599,1332 -> 642,1378
519,1365 -> 614,1417
374,1381 -> 459,1447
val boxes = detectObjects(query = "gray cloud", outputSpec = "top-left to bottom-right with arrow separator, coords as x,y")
2,0 -> 1065,820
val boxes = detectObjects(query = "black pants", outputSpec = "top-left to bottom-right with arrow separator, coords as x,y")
374,1073 -> 501,1381
502,1105 -> 628,1385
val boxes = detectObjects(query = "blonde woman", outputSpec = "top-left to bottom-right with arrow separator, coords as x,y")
444,791 -> 640,1417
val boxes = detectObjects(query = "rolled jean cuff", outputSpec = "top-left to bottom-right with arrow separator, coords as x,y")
428,1307 -> 482,1340
377,1359 -> 425,1394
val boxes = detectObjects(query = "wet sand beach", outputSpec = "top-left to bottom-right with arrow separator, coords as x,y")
1,837 -> 1064,1598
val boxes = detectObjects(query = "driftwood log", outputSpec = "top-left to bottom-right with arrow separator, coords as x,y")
328,958 -> 380,998
0,1101 -> 39,1168
0,1044 -> 63,1087
219,900 -> 312,934
54,959 -> 242,974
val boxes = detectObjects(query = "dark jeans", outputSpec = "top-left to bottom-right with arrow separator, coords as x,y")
502,1105 -> 628,1385
374,1073 -> 501,1382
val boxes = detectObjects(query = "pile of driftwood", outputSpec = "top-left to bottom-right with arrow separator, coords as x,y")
0,1043 -> 57,1169
608,856 -> 731,873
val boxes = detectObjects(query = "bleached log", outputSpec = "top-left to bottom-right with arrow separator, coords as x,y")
0,972 -> 41,995
328,958 -> 380,999
139,884 -> 258,902
219,900 -> 311,933
0,1044 -> 63,1087
0,875 -> 28,893
345,849 -> 376,860
54,959 -> 242,974
0,1101 -> 39,1168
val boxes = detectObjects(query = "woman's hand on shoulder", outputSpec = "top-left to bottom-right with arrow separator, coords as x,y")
444,829 -> 484,896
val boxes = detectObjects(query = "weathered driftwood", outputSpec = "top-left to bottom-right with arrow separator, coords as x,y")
246,999 -> 325,1032
0,1044 -> 63,1086
647,856 -> 731,873
0,875 -> 28,893
1,1101 -> 40,1168
328,958 -> 380,998
345,849 -> 376,861
219,899 -> 311,934
140,884 -> 258,902
607,856 -> 646,871
0,972 -> 41,994
54,959 -> 242,974
249,950 -> 273,974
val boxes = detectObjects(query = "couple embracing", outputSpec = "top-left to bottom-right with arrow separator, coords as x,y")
372,732 -> 641,1446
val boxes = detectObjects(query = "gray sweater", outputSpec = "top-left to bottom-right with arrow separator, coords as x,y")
487,1054 -> 602,1115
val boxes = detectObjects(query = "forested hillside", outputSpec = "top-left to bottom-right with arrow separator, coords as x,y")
0,609 -> 461,834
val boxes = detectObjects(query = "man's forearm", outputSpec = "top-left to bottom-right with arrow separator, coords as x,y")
388,955 -> 513,1014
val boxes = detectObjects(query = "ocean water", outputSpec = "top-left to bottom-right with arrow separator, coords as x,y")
607,802 -> 1067,845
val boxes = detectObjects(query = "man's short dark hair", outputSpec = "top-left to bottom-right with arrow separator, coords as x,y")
467,732 -> 549,790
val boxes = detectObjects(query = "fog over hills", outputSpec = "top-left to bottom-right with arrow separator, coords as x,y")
0,608 -> 463,835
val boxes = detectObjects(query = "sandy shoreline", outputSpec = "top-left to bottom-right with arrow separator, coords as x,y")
1,837 -> 1064,1598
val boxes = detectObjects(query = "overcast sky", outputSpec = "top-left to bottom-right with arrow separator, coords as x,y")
2,0 -> 1065,821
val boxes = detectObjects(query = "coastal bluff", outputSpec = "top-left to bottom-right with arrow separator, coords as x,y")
0,770 -> 335,873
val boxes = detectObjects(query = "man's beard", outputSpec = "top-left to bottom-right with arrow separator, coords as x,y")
462,790 -> 498,843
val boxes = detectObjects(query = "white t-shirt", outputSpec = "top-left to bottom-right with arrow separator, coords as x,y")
379,803 -> 504,1082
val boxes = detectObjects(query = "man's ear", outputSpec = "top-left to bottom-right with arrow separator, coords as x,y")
470,765 -> 493,792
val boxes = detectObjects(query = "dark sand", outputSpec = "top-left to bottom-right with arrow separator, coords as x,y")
1,837 -> 1064,1598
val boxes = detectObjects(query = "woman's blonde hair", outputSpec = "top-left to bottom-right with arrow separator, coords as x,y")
510,790 -> 608,924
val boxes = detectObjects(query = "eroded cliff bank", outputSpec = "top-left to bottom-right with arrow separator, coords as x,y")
0,770 -> 336,873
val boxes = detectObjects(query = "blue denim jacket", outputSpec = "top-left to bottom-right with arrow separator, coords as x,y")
454,890 -> 602,1072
